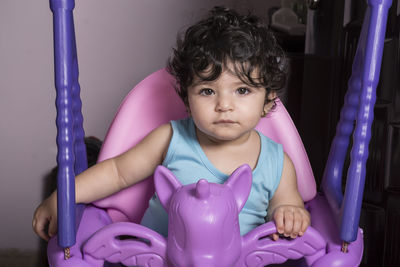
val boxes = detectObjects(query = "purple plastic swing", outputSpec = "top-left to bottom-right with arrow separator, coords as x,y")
47,0 -> 392,266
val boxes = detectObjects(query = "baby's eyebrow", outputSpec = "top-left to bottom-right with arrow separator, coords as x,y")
191,79 -> 253,88
191,80 -> 212,87
233,81 -> 248,86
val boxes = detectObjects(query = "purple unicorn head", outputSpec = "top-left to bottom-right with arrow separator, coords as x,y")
154,164 -> 252,267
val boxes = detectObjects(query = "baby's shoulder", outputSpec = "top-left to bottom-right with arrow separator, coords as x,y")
144,122 -> 173,146
153,122 -> 173,135
256,130 -> 282,147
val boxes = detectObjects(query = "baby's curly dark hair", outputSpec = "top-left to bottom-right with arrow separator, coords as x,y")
167,6 -> 287,107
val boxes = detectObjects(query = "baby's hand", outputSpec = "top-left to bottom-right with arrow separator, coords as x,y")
32,193 -> 58,241
271,205 -> 310,241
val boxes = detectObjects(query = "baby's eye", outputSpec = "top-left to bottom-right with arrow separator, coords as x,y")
200,88 -> 215,96
236,87 -> 250,95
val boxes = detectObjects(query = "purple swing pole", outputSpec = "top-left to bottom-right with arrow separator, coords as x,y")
321,0 -> 391,246
50,0 -> 87,257
70,5 -> 88,252
340,0 -> 391,243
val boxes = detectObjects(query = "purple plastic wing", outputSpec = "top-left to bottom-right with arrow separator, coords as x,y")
83,222 -> 167,267
237,221 -> 326,267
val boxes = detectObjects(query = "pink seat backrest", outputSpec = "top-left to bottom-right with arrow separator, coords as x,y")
93,69 -> 316,223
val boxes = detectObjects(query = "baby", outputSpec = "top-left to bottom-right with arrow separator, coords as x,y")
33,6 -> 310,242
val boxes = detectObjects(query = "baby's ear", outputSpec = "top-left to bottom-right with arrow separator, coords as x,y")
224,164 -> 252,212
267,91 -> 277,100
154,166 -> 181,211
263,93 -> 278,115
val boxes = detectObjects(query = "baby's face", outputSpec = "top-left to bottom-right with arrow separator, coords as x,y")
187,66 -> 267,143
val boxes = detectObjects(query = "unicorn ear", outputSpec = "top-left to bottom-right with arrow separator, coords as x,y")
154,166 -> 182,211
224,164 -> 252,212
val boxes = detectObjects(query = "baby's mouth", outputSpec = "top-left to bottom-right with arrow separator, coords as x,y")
214,119 -> 236,124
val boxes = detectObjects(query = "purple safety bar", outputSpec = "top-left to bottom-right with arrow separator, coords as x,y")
321,0 -> 392,243
50,0 -> 87,249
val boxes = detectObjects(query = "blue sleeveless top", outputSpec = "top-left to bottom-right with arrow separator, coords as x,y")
141,117 -> 284,236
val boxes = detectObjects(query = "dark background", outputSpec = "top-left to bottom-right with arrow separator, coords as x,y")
275,1 -> 400,266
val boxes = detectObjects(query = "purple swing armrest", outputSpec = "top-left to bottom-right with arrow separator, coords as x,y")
82,222 -> 167,267
238,221 -> 326,266
47,206 -> 113,267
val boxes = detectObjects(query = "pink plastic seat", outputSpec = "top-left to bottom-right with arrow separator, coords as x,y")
48,69 -> 360,267
92,68 -> 316,224
47,68 -> 365,266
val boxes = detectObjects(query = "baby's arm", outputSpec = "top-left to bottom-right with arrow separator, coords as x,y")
32,123 -> 173,241
267,152 -> 310,241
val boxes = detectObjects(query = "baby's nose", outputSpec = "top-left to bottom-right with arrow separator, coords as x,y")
215,96 -> 233,112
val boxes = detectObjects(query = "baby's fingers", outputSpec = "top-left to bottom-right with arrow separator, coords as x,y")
32,217 -> 50,241
290,212 -> 303,238
299,210 -> 311,236
270,233 -> 280,241
273,209 -> 285,235
283,209 -> 294,237
48,217 -> 58,239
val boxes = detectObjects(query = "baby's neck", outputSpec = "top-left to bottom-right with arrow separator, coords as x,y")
195,128 -> 261,175
195,127 -> 253,148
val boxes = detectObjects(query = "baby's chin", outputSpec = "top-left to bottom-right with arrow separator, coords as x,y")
203,130 -> 253,144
